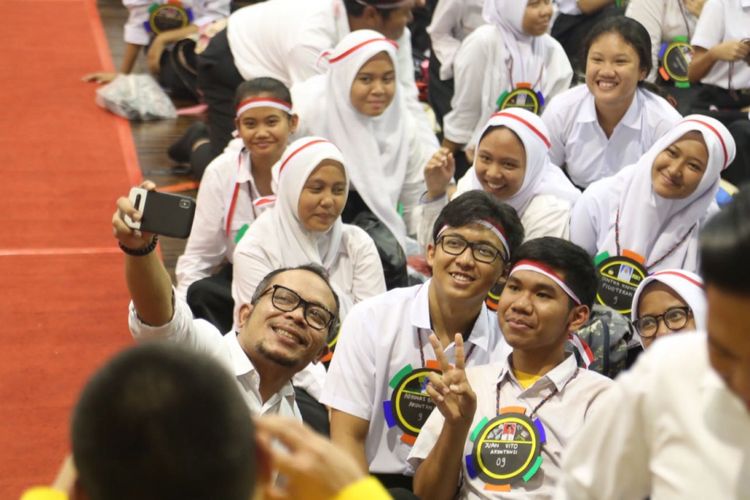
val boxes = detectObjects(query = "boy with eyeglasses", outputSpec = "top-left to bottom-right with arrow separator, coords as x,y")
113,183 -> 338,421
320,191 -> 524,490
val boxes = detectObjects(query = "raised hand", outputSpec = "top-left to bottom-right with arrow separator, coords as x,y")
425,333 -> 477,427
424,147 -> 455,200
112,180 -> 157,250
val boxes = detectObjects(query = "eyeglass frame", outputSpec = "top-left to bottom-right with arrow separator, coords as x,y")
436,234 -> 507,264
257,284 -> 336,331
632,306 -> 693,338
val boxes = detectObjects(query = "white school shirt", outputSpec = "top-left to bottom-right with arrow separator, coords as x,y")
129,295 -> 301,419
175,139 -> 270,300
443,25 -> 573,146
416,193 -> 572,253
555,333 -> 750,500
691,0 -> 750,90
626,0 -> 698,83
542,85 -> 681,188
123,0 -> 229,46
427,0 -> 485,80
408,355 -> 613,499
320,280 -> 511,475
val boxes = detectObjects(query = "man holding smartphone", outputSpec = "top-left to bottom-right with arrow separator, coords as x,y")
112,182 -> 338,422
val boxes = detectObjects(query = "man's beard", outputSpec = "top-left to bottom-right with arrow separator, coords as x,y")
256,340 -> 298,368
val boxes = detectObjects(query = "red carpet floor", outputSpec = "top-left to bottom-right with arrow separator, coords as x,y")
1,0 -> 141,496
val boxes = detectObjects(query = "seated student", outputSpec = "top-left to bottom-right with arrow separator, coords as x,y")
570,115 -> 736,274
291,30 -> 437,252
419,108 -> 581,251
542,16 -> 682,189
232,136 -> 385,326
409,237 -> 613,499
442,0 -> 572,161
631,268 -> 706,348
113,184 -> 339,423
425,0 -> 485,128
555,186 -> 750,500
687,0 -> 750,186
320,191 -> 525,490
174,78 -> 297,333
196,0 -> 434,164
83,0 -> 229,89
21,345 -> 392,500
552,0 -> 623,74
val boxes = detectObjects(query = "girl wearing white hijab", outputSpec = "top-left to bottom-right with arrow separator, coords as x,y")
232,137 -> 386,329
418,108 -> 581,250
570,114 -> 737,273
441,0 -> 573,152
631,268 -> 707,348
292,30 -> 437,251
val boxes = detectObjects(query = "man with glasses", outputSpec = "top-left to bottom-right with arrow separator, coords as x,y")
113,186 -> 338,421
321,191 -> 524,490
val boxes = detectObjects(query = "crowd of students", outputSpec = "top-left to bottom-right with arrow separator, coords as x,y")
35,0 -> 750,499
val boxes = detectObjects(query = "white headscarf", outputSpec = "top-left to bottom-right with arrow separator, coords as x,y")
292,30 -> 411,249
458,107 -> 581,215
482,0 -> 547,92
247,137 -> 349,270
595,115 -> 736,272
631,269 -> 707,347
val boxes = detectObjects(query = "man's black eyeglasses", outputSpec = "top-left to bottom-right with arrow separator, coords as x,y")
437,234 -> 505,264
632,306 -> 693,338
259,285 -> 335,331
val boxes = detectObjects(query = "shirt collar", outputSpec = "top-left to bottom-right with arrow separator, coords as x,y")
577,87 -> 643,131
226,333 -> 295,398
410,279 -> 491,353
497,353 -> 579,392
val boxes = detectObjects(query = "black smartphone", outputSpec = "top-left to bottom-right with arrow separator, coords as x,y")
125,187 -> 196,239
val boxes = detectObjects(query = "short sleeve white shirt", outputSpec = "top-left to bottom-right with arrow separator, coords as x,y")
129,296 -> 301,418
427,0 -> 485,80
320,281 -> 511,475
542,85 -> 681,188
690,0 -> 750,89
175,139 -> 271,299
555,333 -> 750,500
408,355 -> 613,499
123,0 -> 230,46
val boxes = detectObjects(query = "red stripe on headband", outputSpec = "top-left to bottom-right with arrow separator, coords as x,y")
652,270 -> 704,289
236,97 -> 292,112
682,119 -> 729,169
490,111 -> 551,149
512,259 -> 564,281
278,139 -> 329,175
328,38 -> 398,63
482,218 -> 507,239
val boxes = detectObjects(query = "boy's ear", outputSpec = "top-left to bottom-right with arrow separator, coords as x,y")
566,304 -> 590,335
238,304 -> 254,328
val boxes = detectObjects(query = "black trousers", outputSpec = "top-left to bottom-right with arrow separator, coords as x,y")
186,263 -> 234,334
197,28 -> 244,159
427,49 -> 454,135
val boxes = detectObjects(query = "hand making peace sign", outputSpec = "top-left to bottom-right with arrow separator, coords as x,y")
424,333 -> 477,427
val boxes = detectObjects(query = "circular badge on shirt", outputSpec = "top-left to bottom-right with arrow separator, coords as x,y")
497,87 -> 544,115
659,39 -> 693,86
468,412 -> 544,488
595,256 -> 647,315
389,367 -> 439,438
146,2 -> 192,34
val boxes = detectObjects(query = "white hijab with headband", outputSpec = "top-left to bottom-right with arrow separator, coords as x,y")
592,115 -> 736,272
293,29 -> 411,249
457,108 -> 581,216
631,269 -> 707,347
242,136 -> 349,271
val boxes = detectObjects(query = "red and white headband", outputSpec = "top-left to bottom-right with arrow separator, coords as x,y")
278,138 -> 331,175
681,118 -> 729,170
650,269 -> 704,289
325,37 -> 399,64
437,219 -> 510,259
353,0 -> 414,9
236,97 -> 292,118
510,259 -> 581,305
488,111 -> 551,149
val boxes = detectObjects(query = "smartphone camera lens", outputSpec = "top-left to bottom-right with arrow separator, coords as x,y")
179,199 -> 190,209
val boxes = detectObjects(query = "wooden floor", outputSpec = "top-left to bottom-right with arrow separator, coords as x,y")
97,0 -> 200,277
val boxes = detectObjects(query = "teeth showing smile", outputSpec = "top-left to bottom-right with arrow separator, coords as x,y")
450,272 -> 474,283
597,81 -> 617,89
486,181 -> 504,190
272,327 -> 303,345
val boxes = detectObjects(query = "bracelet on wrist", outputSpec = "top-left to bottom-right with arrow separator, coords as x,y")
119,235 -> 158,256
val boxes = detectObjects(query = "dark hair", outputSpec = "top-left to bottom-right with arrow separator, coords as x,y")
478,125 -> 523,149
343,0 -> 395,20
511,237 -> 599,308
72,344 -> 255,500
432,191 -> 525,260
700,186 -> 750,293
251,264 -> 341,338
233,77 -> 292,111
580,16 -> 659,94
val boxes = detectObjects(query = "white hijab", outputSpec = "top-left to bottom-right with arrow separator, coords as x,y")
246,137 -> 349,270
458,108 -> 581,215
292,30 -> 411,249
595,115 -> 736,272
631,269 -> 707,347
